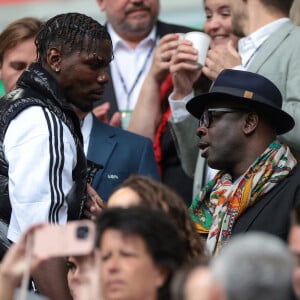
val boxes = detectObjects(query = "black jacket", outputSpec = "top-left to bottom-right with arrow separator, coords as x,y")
0,63 -> 87,259
232,163 -> 300,241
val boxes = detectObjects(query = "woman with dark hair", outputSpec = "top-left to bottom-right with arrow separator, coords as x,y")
67,177 -> 207,299
107,174 -> 207,261
96,207 -> 184,300
67,207 -> 184,300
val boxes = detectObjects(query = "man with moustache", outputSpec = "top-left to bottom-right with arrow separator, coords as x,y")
93,0 -> 195,128
93,0 -> 196,203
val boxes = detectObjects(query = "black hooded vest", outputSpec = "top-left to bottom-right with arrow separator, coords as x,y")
0,63 -> 87,259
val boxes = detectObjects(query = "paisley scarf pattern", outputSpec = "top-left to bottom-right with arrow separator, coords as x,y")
190,141 -> 297,255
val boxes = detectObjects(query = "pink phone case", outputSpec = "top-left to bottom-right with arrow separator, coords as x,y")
32,220 -> 95,257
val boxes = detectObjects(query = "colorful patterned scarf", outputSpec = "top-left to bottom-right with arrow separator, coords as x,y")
190,141 -> 297,255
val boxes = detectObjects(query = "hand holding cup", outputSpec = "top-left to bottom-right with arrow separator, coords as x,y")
179,31 -> 211,68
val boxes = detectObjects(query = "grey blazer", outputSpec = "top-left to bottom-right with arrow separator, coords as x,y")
247,20 -> 300,149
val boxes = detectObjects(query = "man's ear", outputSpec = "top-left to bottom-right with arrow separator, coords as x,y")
97,0 -> 106,12
243,112 -> 259,135
46,48 -> 62,73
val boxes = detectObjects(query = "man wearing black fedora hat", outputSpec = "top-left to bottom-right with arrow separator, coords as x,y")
167,0 -> 300,202
188,69 -> 300,255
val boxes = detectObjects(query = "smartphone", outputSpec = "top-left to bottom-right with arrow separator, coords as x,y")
32,220 -> 95,257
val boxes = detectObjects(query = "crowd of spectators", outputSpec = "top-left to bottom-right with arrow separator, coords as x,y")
1,0 -> 300,299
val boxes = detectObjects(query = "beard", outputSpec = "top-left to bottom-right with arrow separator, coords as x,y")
122,2 -> 158,34
76,102 -> 94,113
71,101 -> 94,118
231,5 -> 247,38
120,16 -> 157,37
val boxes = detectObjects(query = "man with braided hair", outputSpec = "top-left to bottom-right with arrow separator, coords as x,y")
0,13 -> 113,298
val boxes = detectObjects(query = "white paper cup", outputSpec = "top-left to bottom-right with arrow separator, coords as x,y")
181,31 -> 211,67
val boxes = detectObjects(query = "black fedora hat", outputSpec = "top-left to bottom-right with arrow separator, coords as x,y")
186,69 -> 294,134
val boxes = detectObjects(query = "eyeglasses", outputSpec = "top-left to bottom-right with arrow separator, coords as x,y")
199,108 -> 248,128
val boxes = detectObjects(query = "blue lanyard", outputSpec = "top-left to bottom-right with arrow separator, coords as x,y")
244,43 -> 264,68
114,39 -> 157,110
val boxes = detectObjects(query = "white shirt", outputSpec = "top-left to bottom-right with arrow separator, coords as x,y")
3,106 -> 77,242
169,91 -> 194,122
237,18 -> 289,69
81,112 -> 93,155
107,24 -> 157,111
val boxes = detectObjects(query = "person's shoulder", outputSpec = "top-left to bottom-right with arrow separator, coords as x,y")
284,159 -> 300,182
3,102 -> 46,129
266,21 -> 300,52
156,20 -> 199,36
278,20 -> 300,36
6,106 -> 52,137
290,24 -> 300,36
294,163 -> 300,175
111,125 -> 153,144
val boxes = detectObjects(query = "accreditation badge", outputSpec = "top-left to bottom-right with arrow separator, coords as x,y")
120,110 -> 132,130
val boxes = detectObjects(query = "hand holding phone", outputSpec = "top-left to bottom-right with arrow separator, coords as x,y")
32,220 -> 95,258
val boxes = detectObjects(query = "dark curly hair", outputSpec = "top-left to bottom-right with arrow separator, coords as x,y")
96,207 -> 184,300
111,175 -> 207,261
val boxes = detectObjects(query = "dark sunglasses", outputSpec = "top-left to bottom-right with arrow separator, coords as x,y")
199,108 -> 249,128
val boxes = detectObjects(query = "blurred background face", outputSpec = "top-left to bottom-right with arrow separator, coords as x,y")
100,229 -> 166,300
230,0 -> 247,37
0,37 -> 36,93
67,253 -> 101,300
107,187 -> 141,208
184,267 -> 213,300
97,0 -> 159,37
204,0 -> 238,48
289,226 -> 300,299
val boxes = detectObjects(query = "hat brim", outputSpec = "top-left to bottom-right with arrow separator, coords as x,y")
186,92 -> 295,135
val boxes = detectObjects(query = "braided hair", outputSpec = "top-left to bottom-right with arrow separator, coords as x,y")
35,13 -> 112,63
